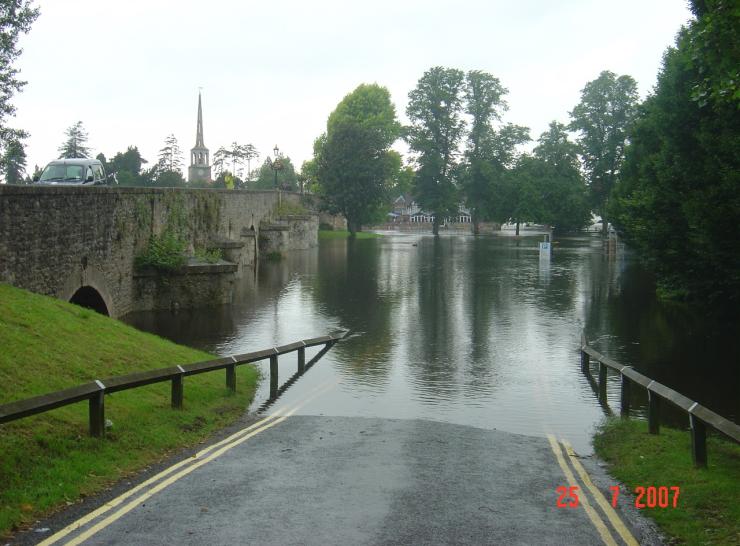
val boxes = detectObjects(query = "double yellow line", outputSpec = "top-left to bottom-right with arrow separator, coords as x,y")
40,379 -> 338,546
547,434 -> 638,546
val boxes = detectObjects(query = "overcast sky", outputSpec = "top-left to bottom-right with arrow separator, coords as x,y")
14,0 -> 692,177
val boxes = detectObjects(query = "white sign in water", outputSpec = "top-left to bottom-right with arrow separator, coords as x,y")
539,242 -> 551,258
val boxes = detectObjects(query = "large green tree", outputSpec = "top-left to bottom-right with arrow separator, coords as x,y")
406,67 -> 466,235
460,70 -> 508,234
58,121 -> 91,158
611,0 -> 740,306
0,0 -> 38,147
569,70 -> 638,235
316,83 -> 401,235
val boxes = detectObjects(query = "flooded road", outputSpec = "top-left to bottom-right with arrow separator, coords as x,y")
125,231 -> 739,454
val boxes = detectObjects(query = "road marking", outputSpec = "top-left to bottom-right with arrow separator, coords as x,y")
40,378 -> 338,545
561,439 -> 639,546
547,434 -> 618,546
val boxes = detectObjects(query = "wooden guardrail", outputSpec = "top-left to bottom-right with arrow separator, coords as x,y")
0,331 -> 347,438
580,332 -> 740,467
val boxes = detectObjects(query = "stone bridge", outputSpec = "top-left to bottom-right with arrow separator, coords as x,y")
0,186 -> 317,318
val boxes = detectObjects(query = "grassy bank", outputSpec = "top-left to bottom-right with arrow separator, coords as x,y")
594,418 -> 740,545
0,284 -> 259,537
318,229 -> 383,240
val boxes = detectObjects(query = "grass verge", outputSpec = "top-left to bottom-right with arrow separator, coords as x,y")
318,230 -> 383,240
594,418 -> 740,545
0,284 -> 259,537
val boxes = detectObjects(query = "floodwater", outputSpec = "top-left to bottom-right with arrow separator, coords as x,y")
125,230 -> 739,454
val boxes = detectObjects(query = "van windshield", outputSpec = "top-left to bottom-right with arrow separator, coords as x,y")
40,164 -> 84,181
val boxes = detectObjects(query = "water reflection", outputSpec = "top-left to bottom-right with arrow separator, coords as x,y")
125,232 -> 739,454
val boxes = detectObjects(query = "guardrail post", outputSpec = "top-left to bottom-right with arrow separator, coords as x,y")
580,349 -> 589,373
690,414 -> 707,468
171,374 -> 184,409
298,346 -> 306,374
648,391 -> 661,434
598,362 -> 607,401
226,364 -> 236,393
89,388 -> 105,438
270,354 -> 278,399
620,375 -> 630,417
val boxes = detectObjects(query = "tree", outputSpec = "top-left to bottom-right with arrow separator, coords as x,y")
299,135 -> 326,194
460,70 -> 508,234
569,70 -> 638,235
157,134 -> 183,174
152,170 -> 186,188
686,0 -> 739,107
406,67 -> 466,235
213,142 -> 258,180
58,121 -> 91,158
252,155 -> 298,190
610,1 -> 740,306
212,170 -> 243,189
503,155 -> 543,235
0,1 -> 38,147
531,122 -> 590,232
387,151 -> 415,196
315,83 -> 401,235
110,146 -> 147,175
1,136 -> 26,184
106,146 -> 148,186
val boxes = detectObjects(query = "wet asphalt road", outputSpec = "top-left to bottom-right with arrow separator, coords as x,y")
23,416 -> 663,545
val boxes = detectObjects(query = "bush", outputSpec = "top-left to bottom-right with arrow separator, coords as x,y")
275,201 -> 308,216
135,233 -> 187,272
194,248 -> 223,264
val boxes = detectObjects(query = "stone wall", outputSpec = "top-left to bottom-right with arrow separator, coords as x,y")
0,186 -> 317,317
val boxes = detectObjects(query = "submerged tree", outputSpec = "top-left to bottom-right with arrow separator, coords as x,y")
316,83 -> 400,235
58,121 -> 91,158
569,71 -> 638,235
531,122 -> 590,232
459,70 -> 508,234
406,67 -> 467,235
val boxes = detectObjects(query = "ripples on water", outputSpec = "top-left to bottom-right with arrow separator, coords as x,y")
125,231 -> 739,454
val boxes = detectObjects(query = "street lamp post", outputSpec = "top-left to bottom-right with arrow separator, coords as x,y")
272,145 -> 280,189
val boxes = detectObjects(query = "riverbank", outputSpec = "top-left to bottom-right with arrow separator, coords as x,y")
318,229 -> 383,239
0,285 -> 259,537
594,418 -> 740,545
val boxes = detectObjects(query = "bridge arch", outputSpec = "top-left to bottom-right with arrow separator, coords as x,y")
69,286 -> 109,316
60,264 -> 116,318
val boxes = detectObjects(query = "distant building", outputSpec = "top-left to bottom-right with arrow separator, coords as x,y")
188,92 -> 212,184
388,194 -> 471,225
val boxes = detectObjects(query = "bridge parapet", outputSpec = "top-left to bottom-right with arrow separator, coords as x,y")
0,186 -> 316,318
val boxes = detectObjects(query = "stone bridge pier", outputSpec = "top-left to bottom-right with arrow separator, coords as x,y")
0,186 -> 317,318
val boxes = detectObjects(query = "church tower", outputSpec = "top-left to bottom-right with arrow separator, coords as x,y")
188,91 -> 211,184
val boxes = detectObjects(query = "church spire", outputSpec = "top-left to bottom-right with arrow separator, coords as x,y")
195,91 -> 205,148
188,90 -> 211,184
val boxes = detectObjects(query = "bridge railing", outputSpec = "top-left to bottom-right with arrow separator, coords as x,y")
0,331 -> 348,438
580,331 -> 739,467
